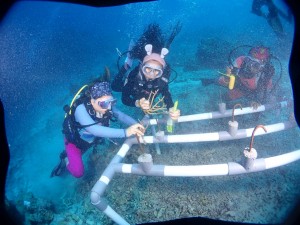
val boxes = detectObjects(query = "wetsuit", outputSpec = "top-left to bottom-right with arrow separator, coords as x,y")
65,102 -> 136,178
218,56 -> 274,102
121,65 -> 174,109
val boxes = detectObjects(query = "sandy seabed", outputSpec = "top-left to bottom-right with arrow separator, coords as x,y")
6,67 -> 300,225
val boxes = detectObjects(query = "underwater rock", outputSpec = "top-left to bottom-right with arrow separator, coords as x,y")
184,37 -> 235,71
18,193 -> 56,224
5,197 -> 25,224
28,208 -> 54,224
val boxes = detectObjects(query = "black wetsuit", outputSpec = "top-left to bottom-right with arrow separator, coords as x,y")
252,0 -> 284,36
252,0 -> 278,18
121,65 -> 174,109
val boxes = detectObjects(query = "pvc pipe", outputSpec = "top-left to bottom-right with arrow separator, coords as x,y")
228,159 -> 267,175
116,140 -> 133,158
142,114 -> 162,154
103,206 -> 130,225
114,163 -> 229,176
166,133 -> 220,142
91,147 -> 300,225
265,150 -> 300,169
91,141 -> 134,196
145,101 -> 289,125
92,148 -> 300,225
90,139 -> 135,225
139,121 -> 295,144
163,164 -> 229,176
90,105 -> 296,225
112,150 -> 300,177
90,139 -> 134,205
178,112 -> 213,122
150,124 -> 161,154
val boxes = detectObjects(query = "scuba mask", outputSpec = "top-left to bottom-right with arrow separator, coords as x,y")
239,57 -> 264,78
97,98 -> 117,109
142,63 -> 163,78
249,46 -> 270,62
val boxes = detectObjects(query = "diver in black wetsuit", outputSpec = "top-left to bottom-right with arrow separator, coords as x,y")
111,23 -> 181,120
251,0 -> 292,38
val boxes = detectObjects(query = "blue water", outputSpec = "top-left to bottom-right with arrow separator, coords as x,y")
0,0 -> 298,224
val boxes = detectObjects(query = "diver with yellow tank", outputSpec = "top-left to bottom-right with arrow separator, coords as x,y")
201,45 -> 282,104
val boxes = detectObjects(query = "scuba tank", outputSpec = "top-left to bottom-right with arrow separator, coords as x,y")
227,74 -> 236,90
62,85 -> 89,145
217,71 -> 236,90
166,100 -> 178,133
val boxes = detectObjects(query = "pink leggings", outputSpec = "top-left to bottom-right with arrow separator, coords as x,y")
65,139 -> 84,178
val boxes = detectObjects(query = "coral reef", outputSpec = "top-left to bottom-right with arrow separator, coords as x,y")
14,192 -> 55,225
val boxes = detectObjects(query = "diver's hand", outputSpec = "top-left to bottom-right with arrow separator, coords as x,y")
126,123 -> 145,137
250,101 -> 261,110
136,98 -> 150,110
226,66 -> 232,75
169,107 -> 180,120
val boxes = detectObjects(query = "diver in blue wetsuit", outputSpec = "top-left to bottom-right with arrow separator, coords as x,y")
51,81 -> 144,178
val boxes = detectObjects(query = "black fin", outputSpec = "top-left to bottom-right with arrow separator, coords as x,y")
50,151 -> 67,178
166,21 -> 182,49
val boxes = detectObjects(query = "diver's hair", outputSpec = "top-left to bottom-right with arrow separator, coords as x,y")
90,66 -> 111,84
130,22 -> 182,61
131,23 -> 164,61
86,66 -> 111,97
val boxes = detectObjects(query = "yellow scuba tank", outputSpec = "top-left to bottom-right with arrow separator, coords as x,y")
218,71 -> 236,90
228,74 -> 235,90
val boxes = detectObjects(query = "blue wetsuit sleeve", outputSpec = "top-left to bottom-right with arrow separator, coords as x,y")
74,104 -> 126,138
112,106 -> 137,126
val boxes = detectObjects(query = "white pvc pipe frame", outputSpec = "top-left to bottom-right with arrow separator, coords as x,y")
148,100 -> 290,125
91,101 -> 299,225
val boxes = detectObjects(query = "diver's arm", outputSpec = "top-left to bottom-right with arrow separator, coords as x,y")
264,63 -> 275,78
262,63 -> 275,90
74,104 -> 126,138
111,106 -> 137,126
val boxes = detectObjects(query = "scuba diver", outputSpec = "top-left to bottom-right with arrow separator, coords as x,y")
111,23 -> 181,120
201,45 -> 281,105
251,0 -> 292,38
50,73 -> 145,178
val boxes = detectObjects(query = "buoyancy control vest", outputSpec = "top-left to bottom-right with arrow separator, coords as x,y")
62,92 -> 114,150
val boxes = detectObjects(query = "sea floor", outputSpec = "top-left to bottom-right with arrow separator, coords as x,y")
5,67 -> 300,225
